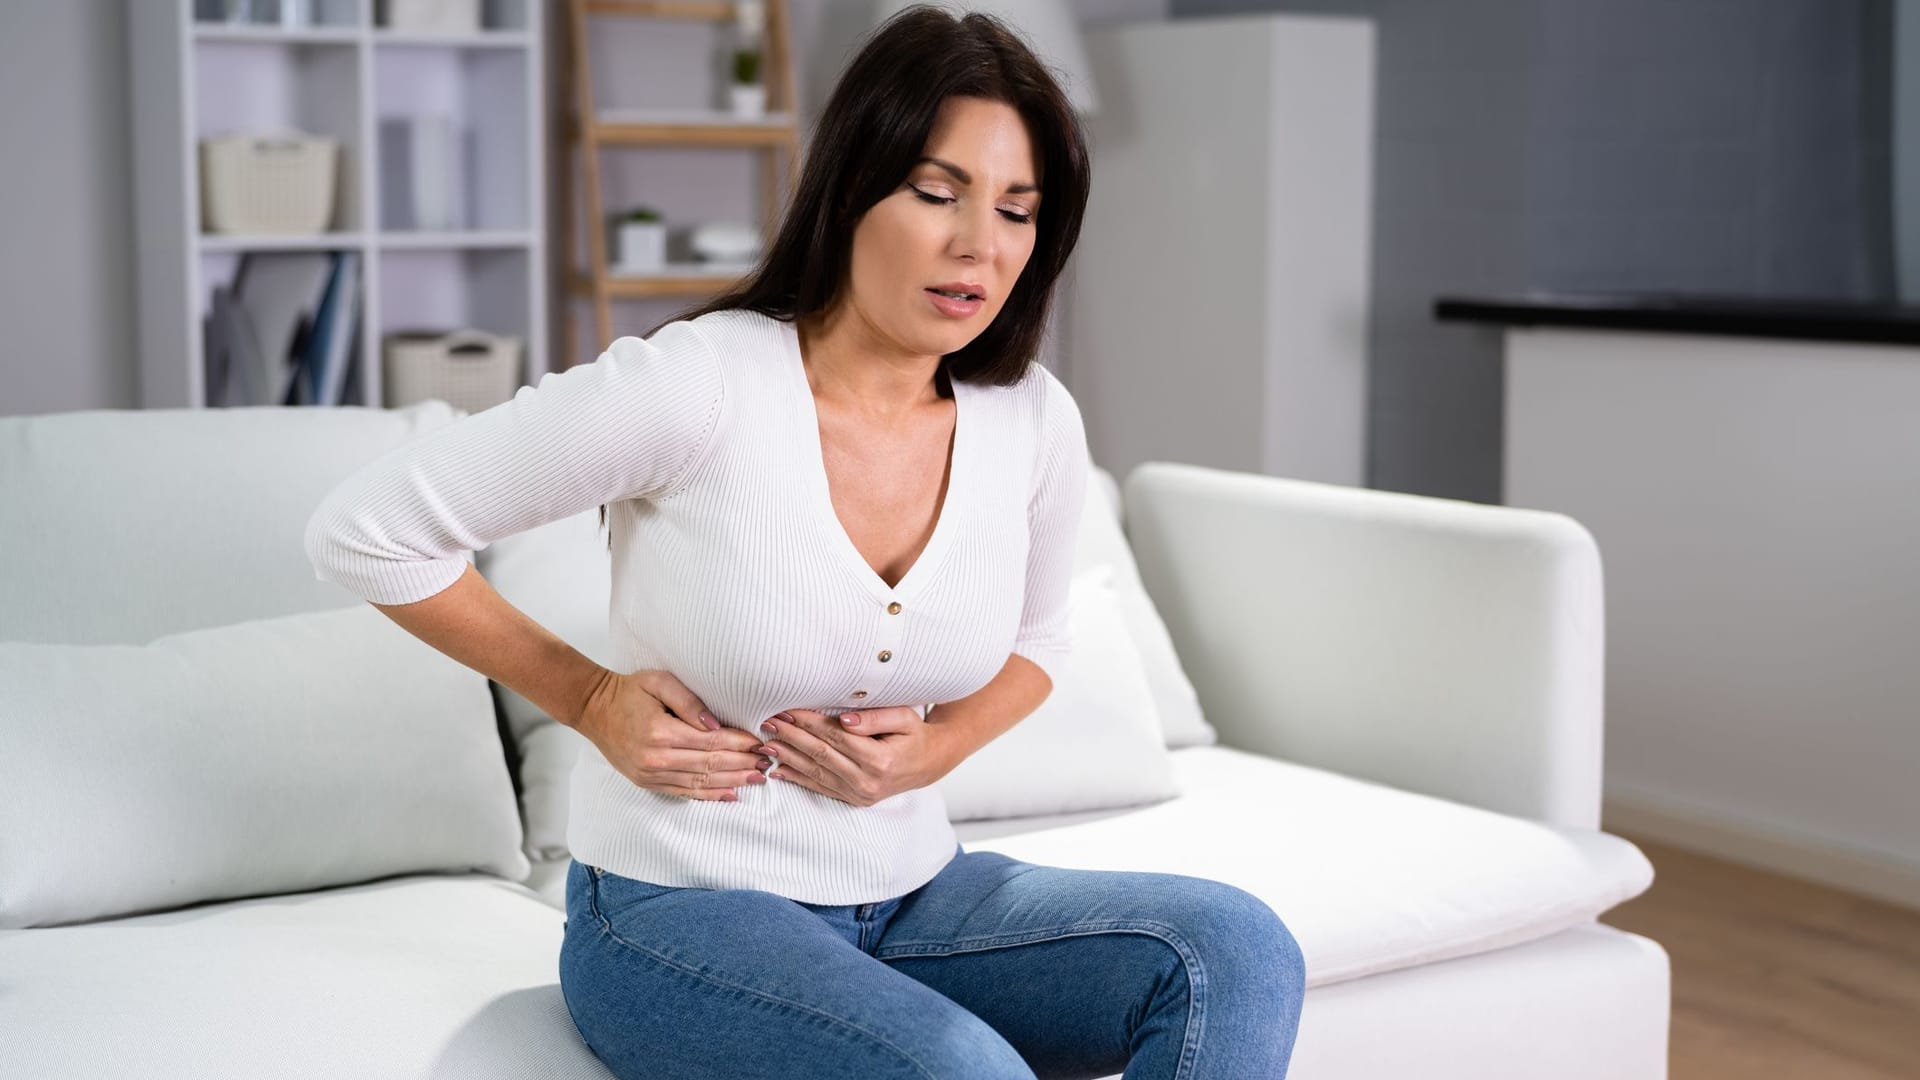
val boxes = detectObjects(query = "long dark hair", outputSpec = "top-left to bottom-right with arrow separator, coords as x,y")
593,2 -> 1092,536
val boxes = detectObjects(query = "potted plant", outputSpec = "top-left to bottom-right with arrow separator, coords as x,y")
615,206 -> 666,273
730,46 -> 766,119
728,0 -> 767,119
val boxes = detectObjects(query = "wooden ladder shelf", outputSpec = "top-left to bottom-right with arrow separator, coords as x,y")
560,0 -> 800,365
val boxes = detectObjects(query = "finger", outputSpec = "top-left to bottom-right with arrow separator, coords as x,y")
770,710 -> 873,773
655,711 -> 765,754
760,745 -> 860,803
655,784 -> 738,802
639,671 -> 722,733
652,767 -> 768,791
765,719 -> 868,795
761,736 -> 863,803
648,747 -> 769,774
769,762 -> 863,806
835,704 -> 923,737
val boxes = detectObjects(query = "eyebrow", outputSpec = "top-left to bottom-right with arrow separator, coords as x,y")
918,157 -> 1039,196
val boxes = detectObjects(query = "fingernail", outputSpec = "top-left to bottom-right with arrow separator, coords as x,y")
721,792 -> 738,802
700,712 -> 721,731
840,712 -> 859,725
761,721 -> 776,735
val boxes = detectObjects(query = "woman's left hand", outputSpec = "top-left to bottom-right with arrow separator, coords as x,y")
755,706 -> 952,807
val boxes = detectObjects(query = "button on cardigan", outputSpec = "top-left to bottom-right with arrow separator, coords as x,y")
305,307 -> 1090,903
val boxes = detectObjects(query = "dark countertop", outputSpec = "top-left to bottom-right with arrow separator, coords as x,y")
1433,292 -> 1920,347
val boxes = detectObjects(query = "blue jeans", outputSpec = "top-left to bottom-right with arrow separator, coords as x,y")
559,842 -> 1306,1079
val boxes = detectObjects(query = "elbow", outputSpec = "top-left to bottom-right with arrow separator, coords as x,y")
303,498 -> 344,585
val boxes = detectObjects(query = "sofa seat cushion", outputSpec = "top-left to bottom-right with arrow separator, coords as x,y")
0,875 -> 613,1080
954,745 -> 1655,990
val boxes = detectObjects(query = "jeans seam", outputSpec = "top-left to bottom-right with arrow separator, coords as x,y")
588,906 -> 947,1080
873,919 -> 1207,1080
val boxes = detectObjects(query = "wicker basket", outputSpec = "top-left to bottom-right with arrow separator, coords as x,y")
383,329 -> 523,415
200,134 -> 339,235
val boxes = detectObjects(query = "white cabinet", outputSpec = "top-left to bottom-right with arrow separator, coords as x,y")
1066,14 -> 1374,487
128,0 -> 547,408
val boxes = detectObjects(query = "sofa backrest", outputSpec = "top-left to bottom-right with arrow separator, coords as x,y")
0,402 -> 463,645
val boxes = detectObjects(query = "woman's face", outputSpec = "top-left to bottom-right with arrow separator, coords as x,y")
842,95 -> 1042,362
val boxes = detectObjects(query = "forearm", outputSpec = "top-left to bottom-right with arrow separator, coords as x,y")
923,654 -> 1052,779
369,561 -> 612,730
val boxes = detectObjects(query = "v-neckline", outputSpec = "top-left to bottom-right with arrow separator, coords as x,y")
783,317 -> 968,602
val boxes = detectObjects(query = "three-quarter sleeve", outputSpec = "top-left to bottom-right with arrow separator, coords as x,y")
1008,368 -> 1090,687
304,320 -> 726,606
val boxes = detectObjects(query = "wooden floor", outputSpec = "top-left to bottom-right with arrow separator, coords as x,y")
1598,830 -> 1920,1079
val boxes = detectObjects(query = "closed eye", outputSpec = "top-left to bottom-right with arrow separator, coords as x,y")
911,187 -> 1034,226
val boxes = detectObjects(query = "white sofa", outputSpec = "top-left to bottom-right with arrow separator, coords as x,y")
0,400 -> 1670,1079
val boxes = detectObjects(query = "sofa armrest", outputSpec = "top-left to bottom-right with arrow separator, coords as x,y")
1122,462 -> 1605,830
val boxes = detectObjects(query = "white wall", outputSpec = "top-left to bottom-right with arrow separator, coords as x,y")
1507,328 -> 1920,908
0,0 -> 138,417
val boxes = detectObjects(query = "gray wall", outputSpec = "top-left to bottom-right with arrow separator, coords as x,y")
1526,0 -> 1891,299
1178,0 -> 1888,503
0,0 -> 137,417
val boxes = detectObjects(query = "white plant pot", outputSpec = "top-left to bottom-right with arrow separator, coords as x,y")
730,84 -> 767,119
616,221 -> 667,272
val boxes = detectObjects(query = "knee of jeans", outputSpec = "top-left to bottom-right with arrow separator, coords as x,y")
1187,882 -> 1308,990
914,1011 -> 1036,1080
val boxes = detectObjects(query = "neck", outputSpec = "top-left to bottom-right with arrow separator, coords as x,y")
797,307 -> 943,423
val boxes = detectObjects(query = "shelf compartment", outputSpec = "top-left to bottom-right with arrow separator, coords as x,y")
381,247 -> 533,355
374,45 -> 532,232
193,38 -> 365,233
192,0 -> 360,34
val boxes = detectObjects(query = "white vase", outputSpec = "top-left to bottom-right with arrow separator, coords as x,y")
617,221 -> 666,272
730,84 -> 766,119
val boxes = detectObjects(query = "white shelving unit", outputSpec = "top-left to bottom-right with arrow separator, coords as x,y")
129,0 -> 548,409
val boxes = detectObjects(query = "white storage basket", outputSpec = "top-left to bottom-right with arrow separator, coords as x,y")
383,330 -> 523,415
199,134 -> 339,235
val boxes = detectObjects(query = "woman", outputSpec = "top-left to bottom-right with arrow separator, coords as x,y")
306,6 -> 1305,1077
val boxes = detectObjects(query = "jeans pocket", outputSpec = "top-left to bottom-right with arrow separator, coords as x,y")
590,865 -> 681,927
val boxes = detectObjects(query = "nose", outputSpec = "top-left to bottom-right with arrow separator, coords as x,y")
949,201 -> 1000,264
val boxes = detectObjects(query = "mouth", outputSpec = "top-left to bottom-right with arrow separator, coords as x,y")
926,287 -> 984,302
924,289 -> 985,318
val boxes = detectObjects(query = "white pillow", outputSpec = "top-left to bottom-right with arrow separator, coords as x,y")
0,604 -> 530,929
475,507 -> 613,864
934,565 -> 1181,822
516,720 -> 591,861
1078,467 -> 1218,748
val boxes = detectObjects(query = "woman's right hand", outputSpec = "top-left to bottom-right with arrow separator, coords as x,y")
574,669 -> 769,802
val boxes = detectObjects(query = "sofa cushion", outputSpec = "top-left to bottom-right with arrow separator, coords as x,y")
933,565 -> 1178,821
953,745 -> 1655,990
0,604 -> 529,929
0,874 -> 613,1079
1077,467 -> 1218,748
0,401 -> 465,646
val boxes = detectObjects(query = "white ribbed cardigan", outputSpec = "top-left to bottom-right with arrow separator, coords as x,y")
306,307 -> 1089,903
